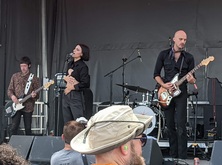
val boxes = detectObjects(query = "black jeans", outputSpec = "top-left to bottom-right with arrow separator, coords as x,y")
11,110 -> 33,135
62,90 -> 84,124
163,90 -> 188,159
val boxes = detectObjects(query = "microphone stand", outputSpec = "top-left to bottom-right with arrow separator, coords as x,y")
54,54 -> 71,136
122,58 -> 127,104
104,55 -> 141,105
188,92 -> 209,160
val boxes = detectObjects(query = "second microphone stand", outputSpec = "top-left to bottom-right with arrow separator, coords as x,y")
188,93 -> 209,160
104,54 -> 141,105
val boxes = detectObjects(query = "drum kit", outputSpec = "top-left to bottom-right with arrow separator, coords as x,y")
116,83 -> 165,140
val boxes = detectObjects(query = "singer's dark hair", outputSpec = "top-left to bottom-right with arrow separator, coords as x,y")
77,43 -> 90,61
20,56 -> 31,65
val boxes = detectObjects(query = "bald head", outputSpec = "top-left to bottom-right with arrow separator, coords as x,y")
174,30 -> 187,38
173,30 -> 187,50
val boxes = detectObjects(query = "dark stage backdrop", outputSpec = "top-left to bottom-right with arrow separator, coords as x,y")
1,0 -> 222,132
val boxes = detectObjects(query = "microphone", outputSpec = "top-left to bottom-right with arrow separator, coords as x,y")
137,49 -> 142,62
122,57 -> 127,62
67,52 -> 73,57
188,90 -> 198,97
169,37 -> 172,47
66,53 -> 73,61
188,83 -> 198,97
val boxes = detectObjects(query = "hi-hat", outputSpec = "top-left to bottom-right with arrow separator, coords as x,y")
116,84 -> 150,93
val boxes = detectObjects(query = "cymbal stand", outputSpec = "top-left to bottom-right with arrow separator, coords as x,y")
104,51 -> 140,105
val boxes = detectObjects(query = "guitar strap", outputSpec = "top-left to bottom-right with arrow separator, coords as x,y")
24,73 -> 34,95
179,56 -> 184,76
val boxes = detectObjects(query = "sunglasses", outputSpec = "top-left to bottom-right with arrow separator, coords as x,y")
133,133 -> 147,147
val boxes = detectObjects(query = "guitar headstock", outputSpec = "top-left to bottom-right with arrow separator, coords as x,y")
200,56 -> 214,66
44,80 -> 54,89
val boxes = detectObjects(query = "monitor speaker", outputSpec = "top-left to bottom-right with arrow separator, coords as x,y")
0,106 -> 5,144
28,136 -> 64,164
9,135 -> 34,159
210,140 -> 222,165
142,139 -> 164,165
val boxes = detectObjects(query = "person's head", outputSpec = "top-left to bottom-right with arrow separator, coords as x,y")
72,44 -> 90,61
173,30 -> 187,51
0,143 -> 29,165
70,105 -> 152,165
19,56 -> 31,74
62,120 -> 85,144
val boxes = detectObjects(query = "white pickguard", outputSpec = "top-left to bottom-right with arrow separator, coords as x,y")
12,99 -> 25,111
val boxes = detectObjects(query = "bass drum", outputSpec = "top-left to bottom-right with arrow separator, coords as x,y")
133,106 -> 156,135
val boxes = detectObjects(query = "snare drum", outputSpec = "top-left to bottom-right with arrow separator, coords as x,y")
133,106 -> 156,135
133,106 -> 165,136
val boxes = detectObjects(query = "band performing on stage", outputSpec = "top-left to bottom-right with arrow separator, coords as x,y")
2,31 -> 216,165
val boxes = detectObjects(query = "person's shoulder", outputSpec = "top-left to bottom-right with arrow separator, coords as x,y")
161,48 -> 171,54
51,149 -> 62,158
158,48 -> 171,58
86,154 -> 96,164
33,75 -> 40,80
11,72 -> 21,78
13,72 -> 21,76
79,60 -> 89,69
184,51 -> 193,56
184,51 -> 194,59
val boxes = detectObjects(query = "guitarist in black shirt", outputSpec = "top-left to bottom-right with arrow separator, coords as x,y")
153,30 -> 196,159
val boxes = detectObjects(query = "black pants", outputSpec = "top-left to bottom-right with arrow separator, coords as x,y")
62,90 -> 84,124
163,90 -> 188,159
11,110 -> 33,135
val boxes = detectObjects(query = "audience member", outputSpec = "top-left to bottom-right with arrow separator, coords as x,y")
0,143 -> 29,165
51,120 -> 95,165
71,105 -> 153,165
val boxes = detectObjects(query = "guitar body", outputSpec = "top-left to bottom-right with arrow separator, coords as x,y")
158,74 -> 181,108
158,87 -> 181,108
5,101 -> 23,117
12,99 -> 25,111
5,80 -> 54,118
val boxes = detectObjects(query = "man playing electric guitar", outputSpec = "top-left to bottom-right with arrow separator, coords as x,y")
153,30 -> 196,159
7,56 -> 40,136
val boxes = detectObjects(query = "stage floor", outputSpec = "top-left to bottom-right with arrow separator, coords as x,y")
163,157 -> 209,165
158,139 -> 213,165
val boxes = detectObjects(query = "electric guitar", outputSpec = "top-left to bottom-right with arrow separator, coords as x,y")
5,80 -> 54,117
158,56 -> 214,108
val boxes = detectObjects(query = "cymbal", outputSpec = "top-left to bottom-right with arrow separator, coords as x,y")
116,84 -> 150,93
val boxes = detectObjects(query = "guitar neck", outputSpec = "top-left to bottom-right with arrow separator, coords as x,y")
176,63 -> 201,86
20,86 -> 44,104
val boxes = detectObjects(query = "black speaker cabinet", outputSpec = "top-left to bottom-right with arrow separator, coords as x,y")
142,139 -> 164,165
9,135 -> 34,159
203,105 -> 222,139
0,106 -> 5,144
210,141 -> 222,165
28,136 -> 64,164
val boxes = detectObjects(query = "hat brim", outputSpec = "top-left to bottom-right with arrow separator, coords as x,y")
71,114 -> 153,155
